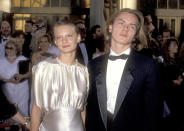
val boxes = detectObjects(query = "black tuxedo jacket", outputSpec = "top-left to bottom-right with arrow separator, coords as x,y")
85,50 -> 162,131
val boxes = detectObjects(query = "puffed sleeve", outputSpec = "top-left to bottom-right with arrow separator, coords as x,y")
32,64 -> 43,109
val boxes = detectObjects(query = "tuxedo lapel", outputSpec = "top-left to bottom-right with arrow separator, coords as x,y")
113,51 -> 135,118
96,55 -> 108,129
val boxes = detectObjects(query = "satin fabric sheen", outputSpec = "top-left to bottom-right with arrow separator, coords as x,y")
32,58 -> 89,131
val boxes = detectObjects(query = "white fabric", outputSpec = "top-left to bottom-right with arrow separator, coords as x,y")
92,53 -> 101,59
163,101 -> 170,117
106,48 -> 130,114
158,56 -> 164,63
32,58 -> 89,131
0,56 -> 29,116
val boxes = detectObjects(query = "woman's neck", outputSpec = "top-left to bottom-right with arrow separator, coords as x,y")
6,55 -> 17,63
41,48 -> 48,52
59,53 -> 76,65
7,55 -> 17,59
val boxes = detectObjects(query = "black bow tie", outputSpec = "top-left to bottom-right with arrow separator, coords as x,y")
109,54 -> 129,61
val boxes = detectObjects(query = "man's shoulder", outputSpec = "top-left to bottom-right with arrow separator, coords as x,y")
88,54 -> 107,73
133,50 -> 155,63
89,54 -> 106,65
133,50 -> 160,72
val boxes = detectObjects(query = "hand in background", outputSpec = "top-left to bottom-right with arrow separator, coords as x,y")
172,75 -> 183,86
4,74 -> 24,84
13,74 -> 24,82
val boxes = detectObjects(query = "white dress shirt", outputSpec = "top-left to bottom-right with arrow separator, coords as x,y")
106,48 -> 131,114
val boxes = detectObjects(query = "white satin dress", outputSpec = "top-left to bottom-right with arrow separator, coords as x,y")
32,58 -> 89,131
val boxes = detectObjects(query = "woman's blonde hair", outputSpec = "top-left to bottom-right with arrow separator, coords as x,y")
5,38 -> 21,56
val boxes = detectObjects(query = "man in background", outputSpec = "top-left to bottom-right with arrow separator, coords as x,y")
0,20 -> 11,57
22,20 -> 34,58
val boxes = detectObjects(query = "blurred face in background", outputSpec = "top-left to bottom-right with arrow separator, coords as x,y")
144,15 -> 155,35
168,40 -> 178,55
39,36 -> 50,52
95,27 -> 102,38
16,34 -> 25,46
162,31 -> 170,43
1,21 -> 11,37
5,43 -> 17,57
76,23 -> 86,41
25,22 -> 33,33
32,24 -> 38,34
156,34 -> 162,43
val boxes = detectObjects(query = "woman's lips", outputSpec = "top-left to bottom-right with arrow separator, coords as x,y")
62,45 -> 70,48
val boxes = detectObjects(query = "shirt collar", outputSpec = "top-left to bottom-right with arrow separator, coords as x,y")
110,48 -> 131,56
2,36 -> 10,40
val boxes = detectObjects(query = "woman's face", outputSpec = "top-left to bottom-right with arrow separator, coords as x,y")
168,41 -> 178,54
54,25 -> 80,55
5,43 -> 17,56
39,37 -> 49,51
16,34 -> 25,46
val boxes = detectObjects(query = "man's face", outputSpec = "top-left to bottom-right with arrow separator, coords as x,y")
144,15 -> 155,35
156,34 -> 162,43
109,12 -> 138,48
76,23 -> 85,30
25,22 -> 33,33
1,21 -> 11,37
162,31 -> 170,42
168,41 -> 178,54
76,23 -> 86,40
95,27 -> 102,38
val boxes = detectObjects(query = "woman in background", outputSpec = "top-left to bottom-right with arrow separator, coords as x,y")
0,38 -> 30,117
161,37 -> 184,131
31,34 -> 56,65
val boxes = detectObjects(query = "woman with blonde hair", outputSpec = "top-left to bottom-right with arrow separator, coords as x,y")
0,38 -> 30,117
31,34 -> 56,65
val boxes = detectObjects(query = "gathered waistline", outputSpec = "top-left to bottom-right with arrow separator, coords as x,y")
39,107 -> 84,131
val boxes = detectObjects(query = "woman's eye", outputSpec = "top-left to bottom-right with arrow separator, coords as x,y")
119,22 -> 123,26
56,36 -> 62,41
67,34 -> 73,37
